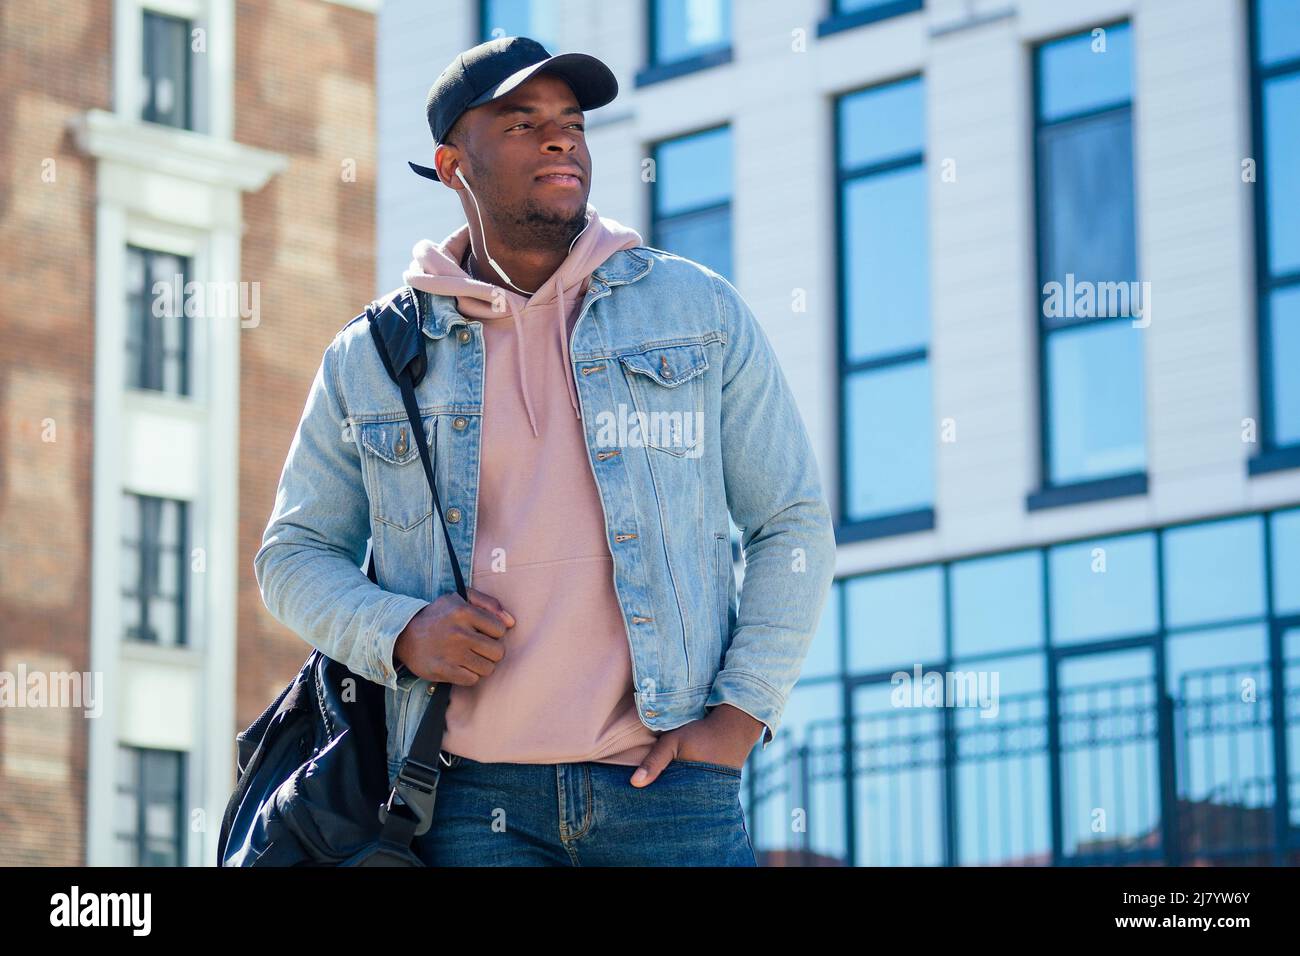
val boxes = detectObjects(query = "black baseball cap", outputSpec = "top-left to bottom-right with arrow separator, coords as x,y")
408,36 -> 618,184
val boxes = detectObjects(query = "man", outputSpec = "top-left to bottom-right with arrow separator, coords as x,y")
254,36 -> 836,866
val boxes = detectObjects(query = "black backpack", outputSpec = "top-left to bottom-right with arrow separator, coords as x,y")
217,287 -> 466,866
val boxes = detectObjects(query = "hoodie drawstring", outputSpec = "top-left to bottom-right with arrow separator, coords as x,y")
402,209 -> 643,441
504,296 -> 539,438
502,281 -> 582,440
557,281 -> 582,421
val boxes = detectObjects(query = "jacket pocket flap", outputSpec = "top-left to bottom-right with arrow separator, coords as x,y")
357,419 -> 432,465
619,342 -> 710,387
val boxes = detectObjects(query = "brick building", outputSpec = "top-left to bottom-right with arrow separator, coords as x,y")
0,0 -> 377,866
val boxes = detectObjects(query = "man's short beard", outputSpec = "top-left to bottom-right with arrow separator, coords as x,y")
461,156 -> 589,251
505,199 -> 589,250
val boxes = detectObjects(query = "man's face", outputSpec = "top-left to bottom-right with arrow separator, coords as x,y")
446,71 -> 592,246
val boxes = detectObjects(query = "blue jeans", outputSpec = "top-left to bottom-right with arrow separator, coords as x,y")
411,751 -> 757,866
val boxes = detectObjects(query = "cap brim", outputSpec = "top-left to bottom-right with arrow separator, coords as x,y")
468,52 -> 618,112
408,161 -> 442,182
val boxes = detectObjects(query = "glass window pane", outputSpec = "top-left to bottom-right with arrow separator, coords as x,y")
964,651 -> 1047,697
143,12 -> 190,129
116,745 -> 138,788
145,801 -> 177,840
158,498 -> 180,546
653,0 -> 730,64
1262,74 -> 1300,276
1165,624 -> 1269,697
1271,507 -> 1300,614
838,76 -> 924,170
1256,0 -> 1300,67
844,165 -> 929,360
125,248 -> 190,397
951,551 -> 1044,656
122,595 -> 143,641
481,0 -> 560,51
774,681 -> 842,750
845,361 -> 934,519
1049,533 -> 1157,645
838,0 -> 918,13
1163,518 -> 1266,629
1167,624 -> 1273,854
1268,285 -> 1300,446
654,207 -> 732,280
1037,22 -> 1132,122
1056,650 -> 1157,859
152,602 -> 179,647
654,127 -> 731,217
846,565 -> 944,672
750,681 -> 845,864
853,681 -> 944,865
1038,111 -> 1136,292
953,653 -> 1050,865
1045,320 -> 1146,483
1286,626 -> 1300,828
801,580 -> 841,679
120,542 -> 139,594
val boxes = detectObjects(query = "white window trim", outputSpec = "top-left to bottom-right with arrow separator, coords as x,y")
75,3 -> 286,859
118,0 -> 230,138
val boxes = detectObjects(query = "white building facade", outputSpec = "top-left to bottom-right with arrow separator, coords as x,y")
377,0 -> 1300,866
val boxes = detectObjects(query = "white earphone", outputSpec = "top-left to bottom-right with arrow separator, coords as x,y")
452,164 -> 590,297
454,166 -> 534,294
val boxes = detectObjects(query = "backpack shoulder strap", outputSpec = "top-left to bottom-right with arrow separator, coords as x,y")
363,286 -> 427,388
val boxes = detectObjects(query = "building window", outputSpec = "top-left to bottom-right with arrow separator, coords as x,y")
818,0 -> 924,38
1030,22 -> 1143,502
1248,0 -> 1300,470
141,9 -> 192,130
115,746 -> 186,866
479,0 -> 559,52
834,76 -> 933,538
650,125 -> 732,281
637,0 -> 732,85
748,505 -> 1300,866
126,245 -> 192,397
121,492 -> 189,647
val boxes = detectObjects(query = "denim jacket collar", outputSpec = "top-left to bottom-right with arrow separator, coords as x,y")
416,246 -> 656,341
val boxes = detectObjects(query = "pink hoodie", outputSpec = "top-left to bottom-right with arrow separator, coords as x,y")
400,206 -> 660,766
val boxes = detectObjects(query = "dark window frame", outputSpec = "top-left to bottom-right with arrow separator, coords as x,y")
817,0 -> 924,39
648,123 -> 734,278
126,245 -> 193,398
636,0 -> 734,88
141,9 -> 193,130
1027,20 -> 1146,511
477,0 -> 559,50
121,492 -> 190,648
832,74 -> 935,542
1246,0 -> 1300,477
114,745 -> 187,866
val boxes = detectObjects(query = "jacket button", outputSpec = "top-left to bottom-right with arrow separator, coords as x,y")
446,507 -> 461,523
457,329 -> 471,344
452,416 -> 467,430
644,710 -> 658,718
394,428 -> 408,456
660,355 -> 673,379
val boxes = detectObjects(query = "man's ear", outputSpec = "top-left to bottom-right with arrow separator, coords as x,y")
435,144 -> 469,189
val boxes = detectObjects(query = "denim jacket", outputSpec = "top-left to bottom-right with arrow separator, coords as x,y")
253,246 -> 836,771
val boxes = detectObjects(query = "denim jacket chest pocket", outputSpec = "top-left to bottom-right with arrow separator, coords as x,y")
618,342 -> 710,457
356,416 -> 436,532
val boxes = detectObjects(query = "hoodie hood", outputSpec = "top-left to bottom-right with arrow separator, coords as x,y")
401,204 -> 643,437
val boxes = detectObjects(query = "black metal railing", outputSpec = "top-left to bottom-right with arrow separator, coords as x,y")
744,660 -> 1300,866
